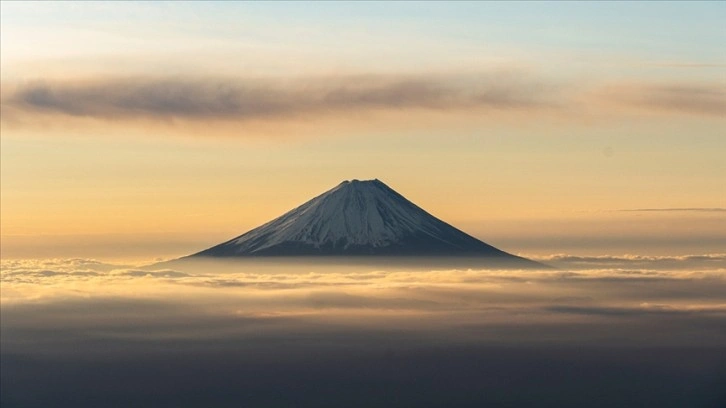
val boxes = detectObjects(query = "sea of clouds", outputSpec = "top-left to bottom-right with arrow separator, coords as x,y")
2,255 -> 725,407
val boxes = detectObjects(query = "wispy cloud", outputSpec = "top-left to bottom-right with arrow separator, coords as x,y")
650,62 -> 726,69
595,83 -> 726,116
3,74 -> 556,122
3,74 -> 723,135
3,256 -> 725,307
546,304 -> 726,317
535,253 -> 726,270
617,208 -> 726,213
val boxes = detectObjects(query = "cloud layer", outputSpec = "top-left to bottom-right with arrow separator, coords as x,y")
599,83 -> 726,116
4,74 -> 555,121
3,74 -> 724,131
3,257 -> 725,408
537,253 -> 726,270
618,207 -> 726,213
3,255 -> 725,314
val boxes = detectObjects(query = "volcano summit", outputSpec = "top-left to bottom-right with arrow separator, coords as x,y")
188,179 -> 541,267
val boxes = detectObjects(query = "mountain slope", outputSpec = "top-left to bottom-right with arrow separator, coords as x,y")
189,179 -> 536,264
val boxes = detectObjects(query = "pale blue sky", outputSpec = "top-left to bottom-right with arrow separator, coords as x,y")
3,1 -> 725,67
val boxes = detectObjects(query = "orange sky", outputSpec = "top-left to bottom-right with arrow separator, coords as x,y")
1,2 -> 724,260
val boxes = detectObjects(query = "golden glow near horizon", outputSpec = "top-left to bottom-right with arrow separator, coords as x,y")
1,2 -> 724,260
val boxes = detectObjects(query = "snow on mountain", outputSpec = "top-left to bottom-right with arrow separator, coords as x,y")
190,179 -> 530,260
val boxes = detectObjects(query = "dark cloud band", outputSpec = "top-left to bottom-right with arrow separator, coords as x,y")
4,76 -> 723,128
5,75 -> 553,121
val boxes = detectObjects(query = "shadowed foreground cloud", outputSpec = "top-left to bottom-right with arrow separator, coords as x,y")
2,257 -> 725,407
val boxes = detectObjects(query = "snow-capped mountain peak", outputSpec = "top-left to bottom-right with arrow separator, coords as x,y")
191,179 -> 521,258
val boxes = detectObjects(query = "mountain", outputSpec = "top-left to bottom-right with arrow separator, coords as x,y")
187,179 -> 542,267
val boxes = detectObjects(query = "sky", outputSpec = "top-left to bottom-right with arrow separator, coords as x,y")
2,4 -> 726,407
1,1 -> 725,261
